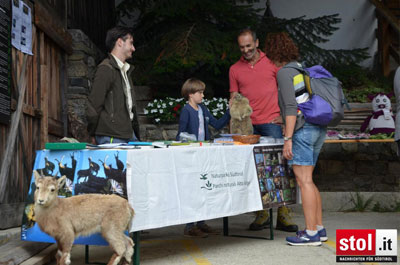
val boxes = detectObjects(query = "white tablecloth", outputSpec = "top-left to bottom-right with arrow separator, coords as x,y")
126,145 -> 262,232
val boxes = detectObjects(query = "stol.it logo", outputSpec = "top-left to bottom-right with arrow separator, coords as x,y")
336,229 -> 397,263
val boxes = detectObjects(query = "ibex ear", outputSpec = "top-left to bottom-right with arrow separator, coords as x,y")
33,170 -> 43,184
57,175 -> 66,188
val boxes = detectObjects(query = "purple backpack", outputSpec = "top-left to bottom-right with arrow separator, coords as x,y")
284,63 -> 348,126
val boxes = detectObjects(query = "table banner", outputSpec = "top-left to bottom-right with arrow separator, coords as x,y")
21,149 -> 128,245
126,145 -> 262,232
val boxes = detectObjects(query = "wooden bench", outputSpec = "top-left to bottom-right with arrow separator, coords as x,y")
329,103 -> 397,131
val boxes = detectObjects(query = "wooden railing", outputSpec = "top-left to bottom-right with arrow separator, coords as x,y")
370,0 -> 400,76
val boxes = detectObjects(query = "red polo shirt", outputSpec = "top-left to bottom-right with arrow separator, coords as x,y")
229,51 -> 280,125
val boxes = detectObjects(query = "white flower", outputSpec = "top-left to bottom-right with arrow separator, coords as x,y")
144,96 -> 228,123
110,179 -> 123,195
65,179 -> 73,192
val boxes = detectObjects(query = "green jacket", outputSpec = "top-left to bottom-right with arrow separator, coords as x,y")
87,54 -> 140,140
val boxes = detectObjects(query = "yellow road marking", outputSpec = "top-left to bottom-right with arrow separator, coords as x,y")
323,239 -> 336,249
181,239 -> 212,265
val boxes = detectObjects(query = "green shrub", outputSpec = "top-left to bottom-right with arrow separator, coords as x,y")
330,64 -> 392,103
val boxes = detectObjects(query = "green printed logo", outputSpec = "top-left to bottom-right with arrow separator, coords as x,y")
200,173 -> 212,190
200,173 -> 208,180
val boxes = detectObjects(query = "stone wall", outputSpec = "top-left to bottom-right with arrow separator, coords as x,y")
67,29 -> 104,142
314,142 -> 400,192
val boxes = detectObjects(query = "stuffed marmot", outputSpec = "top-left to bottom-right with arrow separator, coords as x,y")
230,93 -> 253,135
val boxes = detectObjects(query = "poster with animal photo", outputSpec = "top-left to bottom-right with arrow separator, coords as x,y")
21,149 -> 128,246
253,146 -> 296,208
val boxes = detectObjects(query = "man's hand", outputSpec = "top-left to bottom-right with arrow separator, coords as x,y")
281,125 -> 286,136
271,116 -> 283,124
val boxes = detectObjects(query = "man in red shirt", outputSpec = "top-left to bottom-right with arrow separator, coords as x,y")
229,28 -> 298,232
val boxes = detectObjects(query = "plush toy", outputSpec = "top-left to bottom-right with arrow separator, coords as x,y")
360,93 -> 395,135
230,93 -> 253,135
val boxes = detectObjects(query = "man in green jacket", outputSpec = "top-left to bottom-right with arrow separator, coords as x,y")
87,26 -> 140,144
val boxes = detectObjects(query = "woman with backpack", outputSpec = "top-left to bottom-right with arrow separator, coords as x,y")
264,32 -> 327,246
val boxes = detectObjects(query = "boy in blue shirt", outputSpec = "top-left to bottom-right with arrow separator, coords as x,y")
177,78 -> 230,142
177,78 -> 230,237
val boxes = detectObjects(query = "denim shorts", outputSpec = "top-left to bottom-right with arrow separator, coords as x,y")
288,123 -> 327,166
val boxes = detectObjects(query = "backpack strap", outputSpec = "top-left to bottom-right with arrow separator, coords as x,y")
283,63 -> 313,95
282,62 -> 306,73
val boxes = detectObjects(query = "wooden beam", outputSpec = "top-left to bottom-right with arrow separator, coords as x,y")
0,237 -> 51,264
389,44 -> 400,64
9,53 -> 34,186
59,54 -> 68,136
19,245 -> 57,265
377,17 -> 391,76
370,0 -> 400,35
10,99 -> 42,118
40,64 -> 49,148
0,54 -> 29,203
34,0 -> 72,54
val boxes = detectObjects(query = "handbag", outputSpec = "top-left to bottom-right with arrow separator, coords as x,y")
298,95 -> 332,125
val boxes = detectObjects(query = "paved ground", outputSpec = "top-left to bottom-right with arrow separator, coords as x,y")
56,209 -> 399,265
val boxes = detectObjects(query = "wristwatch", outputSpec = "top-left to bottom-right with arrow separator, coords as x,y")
284,136 -> 292,141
